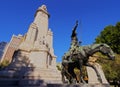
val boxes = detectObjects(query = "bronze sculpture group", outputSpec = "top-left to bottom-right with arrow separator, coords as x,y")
61,21 -> 115,84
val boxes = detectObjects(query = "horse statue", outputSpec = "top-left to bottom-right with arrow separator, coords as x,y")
61,43 -> 115,84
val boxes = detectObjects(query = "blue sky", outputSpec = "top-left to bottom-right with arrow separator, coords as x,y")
0,0 -> 120,62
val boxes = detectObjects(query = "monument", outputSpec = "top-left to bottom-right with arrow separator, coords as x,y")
0,4 -> 115,87
0,5 -> 62,86
19,5 -> 56,69
18,5 -> 62,84
61,21 -> 115,87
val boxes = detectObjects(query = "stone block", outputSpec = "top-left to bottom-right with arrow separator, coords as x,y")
19,79 -> 46,86
0,78 -> 19,86
86,63 -> 109,84
47,84 -> 110,87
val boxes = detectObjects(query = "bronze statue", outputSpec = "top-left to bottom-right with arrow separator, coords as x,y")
61,21 -> 115,84
70,20 -> 79,53
63,21 -> 80,64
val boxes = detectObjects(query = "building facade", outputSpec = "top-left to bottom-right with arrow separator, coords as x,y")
0,34 -> 23,63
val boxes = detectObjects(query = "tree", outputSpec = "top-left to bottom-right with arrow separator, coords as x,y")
96,53 -> 120,87
0,60 -> 10,69
95,22 -> 120,54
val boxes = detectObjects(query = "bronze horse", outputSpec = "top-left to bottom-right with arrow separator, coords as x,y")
61,43 -> 115,84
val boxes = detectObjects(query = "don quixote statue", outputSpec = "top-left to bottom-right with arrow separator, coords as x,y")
61,21 -> 115,84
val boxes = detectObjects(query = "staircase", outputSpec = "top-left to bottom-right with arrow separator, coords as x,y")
0,79 -> 110,87
23,68 -> 62,84
0,50 -> 62,86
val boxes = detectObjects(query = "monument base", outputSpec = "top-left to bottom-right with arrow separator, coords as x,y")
47,84 -> 110,87
23,67 -> 62,84
0,50 -> 62,85
86,63 -> 109,84
0,80 -> 110,87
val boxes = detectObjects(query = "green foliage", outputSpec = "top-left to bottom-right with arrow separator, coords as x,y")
0,60 -> 10,69
95,22 -> 120,82
97,54 -> 120,81
56,63 -> 61,71
95,22 -> 120,54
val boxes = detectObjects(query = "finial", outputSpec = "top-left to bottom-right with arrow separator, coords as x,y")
34,4 -> 50,18
38,5 -> 47,11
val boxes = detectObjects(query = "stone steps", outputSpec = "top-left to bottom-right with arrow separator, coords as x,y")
19,79 -> 46,87
23,68 -> 62,84
0,79 -> 110,87
0,68 -> 62,84
0,79 -> 19,86
0,78 -> 110,87
0,79 -> 60,87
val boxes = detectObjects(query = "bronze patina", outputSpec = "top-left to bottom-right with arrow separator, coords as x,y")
61,21 -> 115,84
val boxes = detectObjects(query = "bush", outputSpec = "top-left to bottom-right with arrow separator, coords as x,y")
0,60 -> 10,69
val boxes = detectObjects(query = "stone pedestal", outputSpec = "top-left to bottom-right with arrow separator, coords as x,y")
29,51 -> 48,68
86,63 -> 109,84
47,84 -> 110,87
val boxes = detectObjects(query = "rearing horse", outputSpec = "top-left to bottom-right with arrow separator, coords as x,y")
61,43 -> 115,84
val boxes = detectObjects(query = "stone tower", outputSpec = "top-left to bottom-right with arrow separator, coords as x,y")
19,5 -> 56,69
